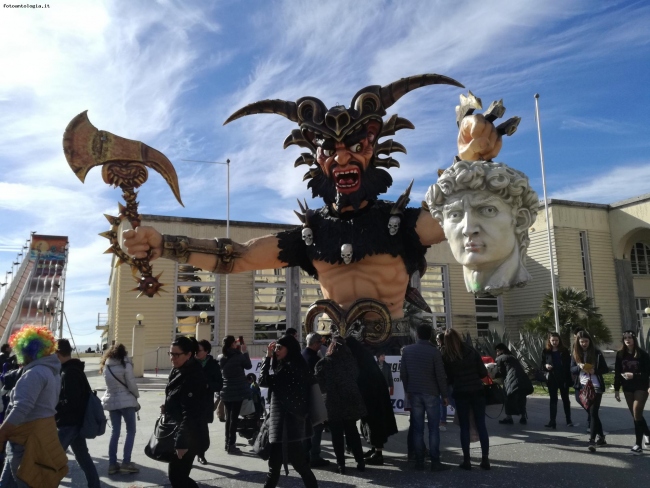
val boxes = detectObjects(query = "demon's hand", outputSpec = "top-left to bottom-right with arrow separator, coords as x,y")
457,114 -> 502,161
123,226 -> 163,260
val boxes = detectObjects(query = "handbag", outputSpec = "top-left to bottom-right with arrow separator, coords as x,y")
252,415 -> 271,460
309,383 -> 327,426
578,377 -> 596,410
240,398 -> 256,417
144,415 -> 179,463
107,365 -> 141,418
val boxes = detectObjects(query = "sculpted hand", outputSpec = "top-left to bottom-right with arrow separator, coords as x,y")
123,226 -> 163,260
457,114 -> 502,161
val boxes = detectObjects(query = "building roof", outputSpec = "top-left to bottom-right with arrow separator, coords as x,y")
140,214 -> 295,230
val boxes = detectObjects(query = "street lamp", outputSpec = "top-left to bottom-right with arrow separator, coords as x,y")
180,158 -> 231,338
136,313 -> 144,325
199,311 -> 208,323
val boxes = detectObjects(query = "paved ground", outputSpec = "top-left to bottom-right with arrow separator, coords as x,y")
58,357 -> 650,487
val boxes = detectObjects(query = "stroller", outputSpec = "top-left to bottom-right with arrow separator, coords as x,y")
237,374 -> 266,444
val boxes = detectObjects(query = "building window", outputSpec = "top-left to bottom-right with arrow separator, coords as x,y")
253,268 -> 288,342
475,295 -> 501,338
174,265 -> 218,340
635,298 -> 650,331
631,242 -> 650,275
579,231 -> 594,298
420,264 -> 451,329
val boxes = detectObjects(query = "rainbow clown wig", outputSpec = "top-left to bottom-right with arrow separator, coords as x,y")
9,326 -> 57,364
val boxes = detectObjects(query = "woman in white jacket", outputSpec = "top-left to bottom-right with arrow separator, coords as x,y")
100,344 -> 140,475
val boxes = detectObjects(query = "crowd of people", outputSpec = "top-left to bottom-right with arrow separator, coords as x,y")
0,323 -> 648,487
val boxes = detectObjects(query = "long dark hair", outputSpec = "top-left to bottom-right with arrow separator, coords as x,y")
572,330 -> 596,365
99,343 -> 127,373
442,329 -> 464,363
544,332 -> 567,352
620,330 -> 641,358
222,335 -> 236,356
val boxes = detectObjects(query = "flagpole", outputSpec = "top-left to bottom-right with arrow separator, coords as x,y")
534,94 -> 560,333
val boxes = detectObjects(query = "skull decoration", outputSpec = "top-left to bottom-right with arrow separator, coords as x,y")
388,216 -> 401,236
301,227 -> 314,246
341,244 -> 353,265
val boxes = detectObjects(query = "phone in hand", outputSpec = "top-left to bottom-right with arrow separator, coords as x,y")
239,336 -> 244,345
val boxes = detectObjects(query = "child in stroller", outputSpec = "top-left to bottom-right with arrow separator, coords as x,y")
237,373 -> 266,444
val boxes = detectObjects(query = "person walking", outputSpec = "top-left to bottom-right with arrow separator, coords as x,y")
260,335 -> 318,488
302,332 -> 330,468
570,330 -> 610,452
614,330 -> 650,454
164,336 -> 210,488
442,328 -> 490,470
495,343 -> 534,425
376,352 -> 394,397
219,335 -> 252,454
0,326 -> 68,488
100,343 -> 140,475
315,337 -> 366,474
541,332 -> 574,428
401,324 -> 450,472
55,339 -> 101,487
196,339 -> 223,465
346,336 -> 398,466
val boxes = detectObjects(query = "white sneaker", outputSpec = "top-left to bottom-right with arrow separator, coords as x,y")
644,435 -> 650,449
630,445 -> 643,455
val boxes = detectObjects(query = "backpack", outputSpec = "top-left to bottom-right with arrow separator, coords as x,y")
80,390 -> 107,439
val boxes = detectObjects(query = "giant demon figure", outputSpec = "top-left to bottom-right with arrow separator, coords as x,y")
123,74 -> 522,352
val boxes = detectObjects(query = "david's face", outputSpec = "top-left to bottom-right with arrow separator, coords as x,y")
442,191 -> 517,270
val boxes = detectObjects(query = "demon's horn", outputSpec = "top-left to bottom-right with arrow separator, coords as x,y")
62,111 -> 183,206
380,74 -> 464,110
224,99 -> 298,125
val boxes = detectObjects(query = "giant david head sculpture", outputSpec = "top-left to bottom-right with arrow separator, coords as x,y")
426,160 -> 539,296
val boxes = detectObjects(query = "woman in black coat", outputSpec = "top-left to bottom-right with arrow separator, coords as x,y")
613,330 -> 650,454
195,339 -> 223,464
164,336 -> 210,488
346,336 -> 398,466
219,335 -> 252,454
315,337 -> 366,474
442,329 -> 490,470
541,332 -> 573,428
495,343 -> 533,425
570,330 -> 610,452
259,334 -> 317,488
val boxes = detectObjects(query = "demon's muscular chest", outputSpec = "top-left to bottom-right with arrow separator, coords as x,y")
276,200 -> 429,315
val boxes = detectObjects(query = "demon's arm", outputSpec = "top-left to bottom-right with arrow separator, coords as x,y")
123,226 -> 287,274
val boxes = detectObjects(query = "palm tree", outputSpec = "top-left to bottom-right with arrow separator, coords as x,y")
523,287 -> 612,345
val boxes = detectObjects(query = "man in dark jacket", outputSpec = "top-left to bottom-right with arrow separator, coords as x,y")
401,324 -> 450,472
56,339 -> 100,488
301,332 -> 330,468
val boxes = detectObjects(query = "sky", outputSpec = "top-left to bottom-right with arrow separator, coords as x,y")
1,0 -> 649,345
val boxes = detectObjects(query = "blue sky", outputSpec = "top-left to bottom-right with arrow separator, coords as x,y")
1,0 -> 649,344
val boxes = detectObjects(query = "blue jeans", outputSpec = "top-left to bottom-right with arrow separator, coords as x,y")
0,442 -> 29,488
58,424 -> 101,488
109,407 -> 137,465
410,393 -> 441,463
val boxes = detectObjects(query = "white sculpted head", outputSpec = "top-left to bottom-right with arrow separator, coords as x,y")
301,227 -> 314,246
425,160 -> 539,295
388,216 -> 400,236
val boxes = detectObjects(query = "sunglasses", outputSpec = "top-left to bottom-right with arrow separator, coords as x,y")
168,352 -> 187,358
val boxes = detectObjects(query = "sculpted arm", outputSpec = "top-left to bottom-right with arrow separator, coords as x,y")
414,208 -> 446,246
123,226 -> 287,274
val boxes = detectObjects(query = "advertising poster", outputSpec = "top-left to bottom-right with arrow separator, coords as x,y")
30,235 -> 68,261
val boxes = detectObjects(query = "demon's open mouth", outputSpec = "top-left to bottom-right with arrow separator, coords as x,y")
333,167 -> 361,193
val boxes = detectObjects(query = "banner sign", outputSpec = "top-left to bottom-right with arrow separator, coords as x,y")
30,235 -> 68,261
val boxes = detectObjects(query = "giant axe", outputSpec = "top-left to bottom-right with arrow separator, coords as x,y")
63,111 -> 183,297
